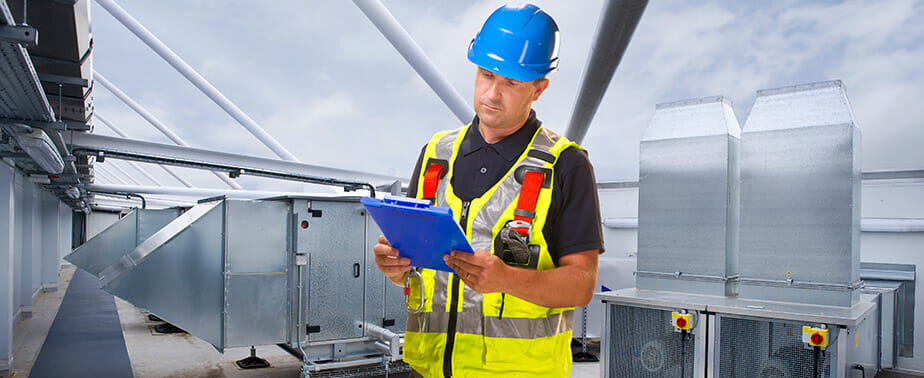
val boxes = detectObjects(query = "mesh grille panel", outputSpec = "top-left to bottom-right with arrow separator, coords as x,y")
718,316 -> 835,378
608,305 -> 696,377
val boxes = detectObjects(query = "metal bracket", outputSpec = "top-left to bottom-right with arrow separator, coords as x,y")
0,24 -> 38,46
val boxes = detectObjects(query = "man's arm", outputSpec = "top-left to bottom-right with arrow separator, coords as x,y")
444,248 -> 598,308
372,145 -> 426,287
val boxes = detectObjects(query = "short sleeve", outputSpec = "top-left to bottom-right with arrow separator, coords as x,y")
542,147 -> 605,265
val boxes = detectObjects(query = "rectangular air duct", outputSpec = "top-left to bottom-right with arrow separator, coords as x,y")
738,81 -> 862,307
66,207 -> 182,276
66,196 -> 407,363
637,96 -> 741,296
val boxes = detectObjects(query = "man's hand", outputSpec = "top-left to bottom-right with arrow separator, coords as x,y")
446,248 -> 600,308
373,235 -> 411,286
443,249 -> 509,293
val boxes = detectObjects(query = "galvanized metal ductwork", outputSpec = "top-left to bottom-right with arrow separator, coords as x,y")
737,80 -> 862,307
65,195 -> 407,368
599,81 -> 880,377
67,208 -> 182,276
637,96 -> 741,297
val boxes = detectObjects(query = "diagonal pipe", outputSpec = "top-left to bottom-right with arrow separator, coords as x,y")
95,113 -> 189,188
94,72 -> 242,190
94,0 -> 299,161
565,0 -> 648,144
353,0 -> 474,124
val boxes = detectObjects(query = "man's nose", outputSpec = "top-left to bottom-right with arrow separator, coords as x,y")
484,81 -> 502,102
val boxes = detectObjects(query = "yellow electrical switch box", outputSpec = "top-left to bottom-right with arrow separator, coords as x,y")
802,326 -> 829,348
672,312 -> 694,330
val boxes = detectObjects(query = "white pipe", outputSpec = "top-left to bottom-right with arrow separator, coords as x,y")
602,217 -> 638,229
87,183 -> 371,200
863,218 -> 924,233
94,72 -> 242,190
602,217 -> 924,233
95,113 -> 187,188
105,162 -> 142,185
94,0 -> 299,162
352,0 -> 474,124
94,165 -> 127,185
92,193 -> 195,210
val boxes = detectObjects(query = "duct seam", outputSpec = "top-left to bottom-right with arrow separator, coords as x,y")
637,270 -> 739,283
738,278 -> 864,292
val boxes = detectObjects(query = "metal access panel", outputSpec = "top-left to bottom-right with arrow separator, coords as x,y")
715,314 -> 842,378
224,200 -> 289,348
603,303 -> 705,377
297,199 -> 367,342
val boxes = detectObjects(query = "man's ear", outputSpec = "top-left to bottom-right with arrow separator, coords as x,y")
532,78 -> 550,101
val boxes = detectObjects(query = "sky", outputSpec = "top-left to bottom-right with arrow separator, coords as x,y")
87,0 -> 924,193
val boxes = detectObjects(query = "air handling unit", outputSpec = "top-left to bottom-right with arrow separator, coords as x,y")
65,195 -> 408,374
598,81 -> 884,378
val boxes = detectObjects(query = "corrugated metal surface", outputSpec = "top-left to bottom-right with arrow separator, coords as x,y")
0,1 -> 55,121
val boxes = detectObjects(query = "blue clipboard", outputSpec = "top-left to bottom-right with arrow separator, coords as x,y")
361,196 -> 473,272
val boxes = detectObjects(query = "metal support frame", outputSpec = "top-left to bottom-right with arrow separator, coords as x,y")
69,133 -> 395,196
0,118 -> 91,132
0,24 -> 37,46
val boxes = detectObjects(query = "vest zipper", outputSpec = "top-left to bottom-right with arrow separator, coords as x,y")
443,200 -> 471,378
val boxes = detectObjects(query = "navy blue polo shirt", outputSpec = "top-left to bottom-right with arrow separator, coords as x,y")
408,110 -> 604,264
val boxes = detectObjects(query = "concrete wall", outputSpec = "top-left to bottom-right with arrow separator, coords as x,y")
0,161 -> 70,374
1,163 -> 14,373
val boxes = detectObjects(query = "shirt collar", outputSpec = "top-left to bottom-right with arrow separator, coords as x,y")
461,110 -> 540,162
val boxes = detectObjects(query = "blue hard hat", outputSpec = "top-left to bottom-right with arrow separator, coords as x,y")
467,3 -> 560,82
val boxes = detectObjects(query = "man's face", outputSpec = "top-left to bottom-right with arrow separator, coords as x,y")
473,68 -> 548,131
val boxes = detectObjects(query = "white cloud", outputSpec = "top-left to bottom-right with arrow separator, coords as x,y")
90,0 -> 924,187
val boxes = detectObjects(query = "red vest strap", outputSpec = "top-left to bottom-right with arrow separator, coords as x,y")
422,163 -> 444,201
513,170 -> 544,227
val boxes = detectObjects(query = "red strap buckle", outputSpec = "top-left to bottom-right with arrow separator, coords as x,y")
507,220 -> 531,236
513,170 -> 544,226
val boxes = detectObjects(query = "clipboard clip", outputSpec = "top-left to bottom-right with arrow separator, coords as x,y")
404,268 -> 424,313
383,195 -> 432,209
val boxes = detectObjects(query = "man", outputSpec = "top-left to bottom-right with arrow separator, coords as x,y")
373,3 -> 603,377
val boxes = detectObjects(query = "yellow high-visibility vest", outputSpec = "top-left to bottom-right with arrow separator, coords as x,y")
405,123 -> 581,378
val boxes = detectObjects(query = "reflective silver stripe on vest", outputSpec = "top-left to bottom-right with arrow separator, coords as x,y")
427,129 -> 461,312
433,129 -> 459,209
423,126 -> 563,325
407,310 -> 575,339
469,128 -> 560,250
